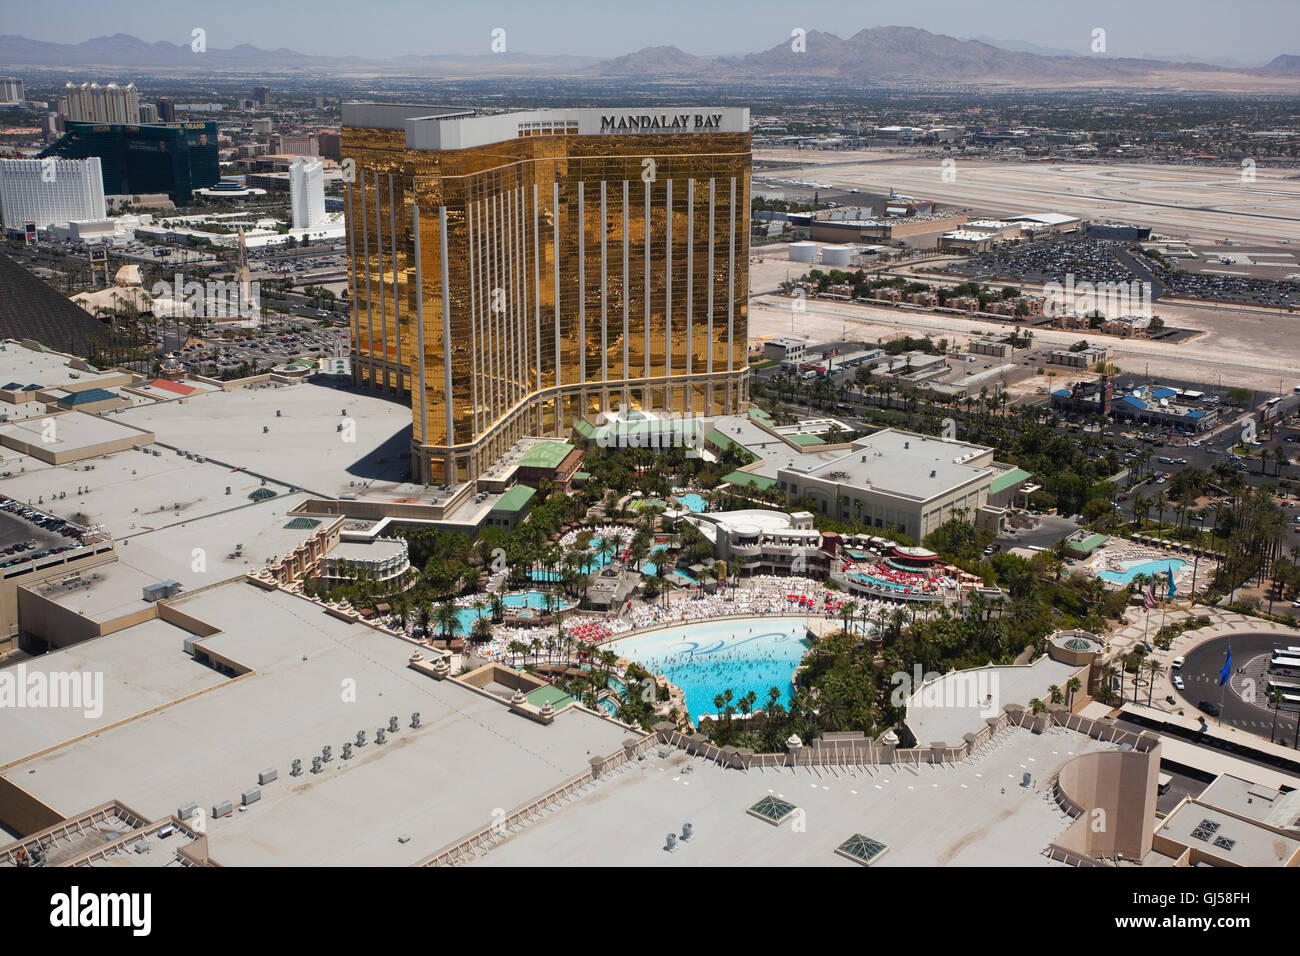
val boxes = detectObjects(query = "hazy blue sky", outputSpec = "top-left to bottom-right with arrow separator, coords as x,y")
5,0 -> 1298,63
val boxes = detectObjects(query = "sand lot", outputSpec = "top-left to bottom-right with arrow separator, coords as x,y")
748,156 -> 1300,392
754,153 -> 1300,246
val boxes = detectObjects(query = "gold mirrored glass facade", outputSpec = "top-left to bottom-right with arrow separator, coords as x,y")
342,106 -> 751,485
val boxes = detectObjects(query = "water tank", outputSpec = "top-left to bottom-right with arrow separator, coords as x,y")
821,244 -> 853,268
788,241 -> 818,263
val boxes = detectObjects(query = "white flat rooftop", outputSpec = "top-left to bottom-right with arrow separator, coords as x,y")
905,658 -> 1085,746
42,492 -> 316,623
114,379 -> 413,497
0,617 -> 223,767
786,429 -> 996,502
0,445 -> 300,540
0,343 -> 119,391
471,727 -> 1115,867
0,410 -> 149,454
2,582 -> 631,866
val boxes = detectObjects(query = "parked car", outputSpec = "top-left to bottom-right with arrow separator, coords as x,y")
1172,675 -> 1185,690
1198,700 -> 1221,717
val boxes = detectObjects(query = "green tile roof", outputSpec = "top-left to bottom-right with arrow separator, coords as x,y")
492,484 -> 537,513
518,440 -> 574,470
1066,532 -> 1108,554
990,467 -> 1032,495
525,685 -> 573,710
705,428 -> 758,462
722,470 -> 776,490
788,433 -> 826,446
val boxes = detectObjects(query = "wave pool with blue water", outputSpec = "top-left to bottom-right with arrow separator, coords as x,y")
606,617 -> 811,722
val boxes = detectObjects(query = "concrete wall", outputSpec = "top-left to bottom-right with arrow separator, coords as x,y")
0,775 -> 64,836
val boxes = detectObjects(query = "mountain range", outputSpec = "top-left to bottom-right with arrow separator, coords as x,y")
1,27 -> 1296,92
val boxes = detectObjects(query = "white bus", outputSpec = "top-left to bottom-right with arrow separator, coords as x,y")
1267,655 -> 1300,679
1266,680 -> 1300,712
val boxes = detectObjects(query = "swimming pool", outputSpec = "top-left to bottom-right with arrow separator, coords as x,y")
502,590 -> 571,610
1097,558 -> 1187,585
850,572 -> 911,593
606,617 -> 811,723
530,537 -> 617,581
676,493 -> 707,513
450,592 -> 571,634
640,543 -> 670,576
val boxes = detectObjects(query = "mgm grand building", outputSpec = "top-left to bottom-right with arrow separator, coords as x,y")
342,104 -> 752,485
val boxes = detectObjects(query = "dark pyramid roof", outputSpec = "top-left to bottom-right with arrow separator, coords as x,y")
0,251 -> 117,357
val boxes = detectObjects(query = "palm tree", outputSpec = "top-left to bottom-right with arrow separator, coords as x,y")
1028,697 -> 1047,716
1269,687 -> 1286,743
839,600 -> 857,638
1143,658 -> 1165,706
435,600 -> 460,643
1047,684 -> 1063,705
1066,676 -> 1082,709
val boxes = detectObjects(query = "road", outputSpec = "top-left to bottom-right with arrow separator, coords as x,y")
1174,631 -> 1300,744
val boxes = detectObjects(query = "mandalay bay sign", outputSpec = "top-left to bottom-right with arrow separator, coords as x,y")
599,113 -> 726,132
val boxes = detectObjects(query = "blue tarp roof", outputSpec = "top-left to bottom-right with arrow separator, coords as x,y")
63,388 -> 117,404
1052,388 -> 1071,397
1187,409 -> 1205,418
1120,395 -> 1147,409
1152,386 -> 1177,399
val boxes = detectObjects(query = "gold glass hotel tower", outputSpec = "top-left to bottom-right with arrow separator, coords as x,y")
341,104 -> 751,485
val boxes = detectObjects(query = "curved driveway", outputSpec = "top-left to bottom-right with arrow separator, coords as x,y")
1177,630 -> 1300,742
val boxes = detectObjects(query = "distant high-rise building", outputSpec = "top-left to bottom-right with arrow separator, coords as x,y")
41,113 -> 62,143
156,97 -> 176,122
250,118 -> 273,136
313,96 -> 325,109
317,130 -> 341,160
252,86 -> 271,107
60,81 -> 140,124
289,158 -> 325,230
0,157 -> 106,230
43,121 -> 219,205
275,133 -> 318,157
0,77 -> 24,105
342,103 -> 751,484
138,103 -> 159,124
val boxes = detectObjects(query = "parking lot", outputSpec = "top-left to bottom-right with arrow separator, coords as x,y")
174,320 -> 350,376
0,498 -> 92,570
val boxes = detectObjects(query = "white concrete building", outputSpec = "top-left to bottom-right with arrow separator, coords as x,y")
289,158 -> 325,230
0,157 -> 106,231
60,81 -> 140,124
0,77 -> 23,105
